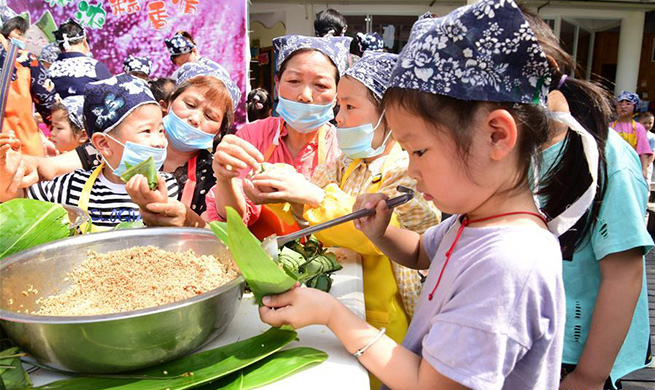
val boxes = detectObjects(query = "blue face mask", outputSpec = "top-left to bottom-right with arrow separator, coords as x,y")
276,96 -> 334,133
337,111 -> 391,159
10,38 -> 25,50
163,110 -> 215,152
104,134 -> 167,177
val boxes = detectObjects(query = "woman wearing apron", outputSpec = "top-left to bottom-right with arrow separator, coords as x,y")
205,35 -> 347,239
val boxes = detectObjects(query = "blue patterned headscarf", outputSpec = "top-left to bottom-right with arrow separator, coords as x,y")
165,32 -> 195,56
617,90 -> 639,107
344,52 -> 398,100
390,0 -> 551,106
273,35 -> 352,76
176,59 -> 241,110
123,55 -> 153,76
83,74 -> 157,135
357,32 -> 384,53
61,95 -> 85,130
39,43 -> 60,64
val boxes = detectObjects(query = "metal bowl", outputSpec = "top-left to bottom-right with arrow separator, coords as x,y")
0,228 -> 244,374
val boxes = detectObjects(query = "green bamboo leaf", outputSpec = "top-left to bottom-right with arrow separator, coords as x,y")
113,221 -> 146,230
0,199 -> 71,259
222,208 -> 297,305
200,347 -> 328,390
34,328 -> 297,390
0,347 -> 31,390
209,222 -> 229,246
120,157 -> 158,190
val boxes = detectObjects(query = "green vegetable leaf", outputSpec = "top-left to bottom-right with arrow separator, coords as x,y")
34,327 -> 297,390
0,199 -> 71,259
201,347 -> 328,390
120,157 -> 158,190
0,347 -> 31,390
222,208 -> 297,305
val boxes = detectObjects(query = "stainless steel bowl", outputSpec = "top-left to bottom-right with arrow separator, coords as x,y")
0,228 -> 244,374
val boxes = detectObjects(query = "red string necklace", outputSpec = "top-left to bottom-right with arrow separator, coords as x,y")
427,211 -> 548,301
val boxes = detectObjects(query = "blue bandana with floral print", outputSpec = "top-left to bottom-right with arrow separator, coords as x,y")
357,32 -> 384,53
273,35 -> 352,76
61,95 -> 85,130
83,74 -> 157,135
123,55 -> 153,76
176,58 -> 242,111
390,0 -> 551,106
345,51 -> 398,100
165,33 -> 195,56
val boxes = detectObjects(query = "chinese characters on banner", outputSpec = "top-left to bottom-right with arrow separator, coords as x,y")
75,1 -> 106,29
108,0 -> 141,16
147,0 -> 199,30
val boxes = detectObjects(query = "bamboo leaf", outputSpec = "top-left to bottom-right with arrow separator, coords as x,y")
120,157 -> 158,190
114,221 -> 146,230
0,347 -> 31,390
34,328 -> 297,390
209,222 -> 229,246
0,199 -> 70,259
222,208 -> 297,305
202,347 -> 328,390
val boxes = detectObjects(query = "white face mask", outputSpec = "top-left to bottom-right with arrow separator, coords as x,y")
543,111 -> 599,237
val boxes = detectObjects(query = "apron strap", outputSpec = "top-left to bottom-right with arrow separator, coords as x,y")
0,42 -> 19,134
180,155 -> 197,207
340,158 -> 362,189
78,163 -> 104,233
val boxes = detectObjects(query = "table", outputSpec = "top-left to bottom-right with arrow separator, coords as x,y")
28,261 -> 370,390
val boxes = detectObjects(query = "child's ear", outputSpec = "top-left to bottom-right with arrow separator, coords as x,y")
91,133 -> 113,158
485,109 -> 518,162
76,130 -> 88,144
159,100 -> 169,114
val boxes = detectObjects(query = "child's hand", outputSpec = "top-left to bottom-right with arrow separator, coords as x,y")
259,284 -> 338,329
0,145 -> 27,201
125,174 -> 169,209
140,199 -> 188,227
212,135 -> 264,182
249,171 -> 324,207
353,193 -> 393,240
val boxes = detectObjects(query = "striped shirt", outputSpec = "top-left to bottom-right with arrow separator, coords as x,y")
28,169 -> 179,229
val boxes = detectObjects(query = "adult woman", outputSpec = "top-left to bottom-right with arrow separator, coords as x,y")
205,35 -> 348,239
127,59 -> 240,223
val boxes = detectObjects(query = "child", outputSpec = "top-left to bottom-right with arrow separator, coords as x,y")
611,91 -> 652,179
637,111 -> 655,185
258,2 -> 564,389
49,96 -> 88,154
246,88 -> 272,122
0,74 -> 179,230
248,52 -> 440,348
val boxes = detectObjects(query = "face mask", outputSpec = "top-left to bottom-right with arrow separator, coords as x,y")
10,38 -> 25,50
276,96 -> 334,133
541,111 -> 599,237
104,134 -> 167,177
163,110 -> 215,152
337,111 -> 391,159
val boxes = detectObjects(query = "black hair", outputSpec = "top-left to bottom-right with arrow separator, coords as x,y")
148,77 -> 176,104
522,6 -> 610,256
278,48 -> 340,85
314,9 -> 347,37
1,16 -> 28,39
383,89 -> 550,194
247,88 -> 272,122
53,20 -> 86,52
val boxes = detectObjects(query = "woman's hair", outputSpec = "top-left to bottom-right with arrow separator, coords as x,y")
148,78 -> 176,104
247,88 -> 272,122
278,48 -> 339,85
1,16 -> 28,38
53,20 -> 85,51
51,102 -> 84,134
522,6 -> 611,255
314,9 -> 347,37
383,89 -> 550,193
169,75 -> 234,138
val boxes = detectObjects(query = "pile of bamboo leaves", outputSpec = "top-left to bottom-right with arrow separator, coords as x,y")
0,328 -> 327,390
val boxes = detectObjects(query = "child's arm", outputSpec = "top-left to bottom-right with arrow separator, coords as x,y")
354,193 -> 431,270
559,248 -> 643,390
259,287 -> 469,390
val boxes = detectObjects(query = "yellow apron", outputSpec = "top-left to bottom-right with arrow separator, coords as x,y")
612,119 -> 638,150
77,163 -> 112,233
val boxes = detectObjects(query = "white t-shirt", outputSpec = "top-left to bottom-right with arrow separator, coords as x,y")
386,216 -> 565,390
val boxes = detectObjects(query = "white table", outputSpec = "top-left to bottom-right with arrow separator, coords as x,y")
29,261 -> 370,390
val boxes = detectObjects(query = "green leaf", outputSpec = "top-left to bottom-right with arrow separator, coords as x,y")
113,221 -> 146,230
0,347 -> 31,390
201,347 -> 328,390
120,157 -> 158,190
223,208 -> 297,305
0,199 -> 71,259
34,328 -> 297,390
209,222 -> 229,246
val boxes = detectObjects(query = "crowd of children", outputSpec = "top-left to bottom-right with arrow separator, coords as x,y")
1,0 -> 653,389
